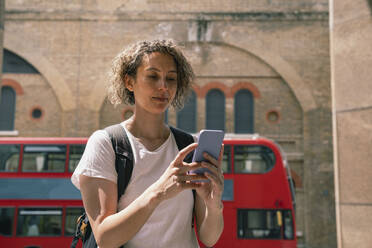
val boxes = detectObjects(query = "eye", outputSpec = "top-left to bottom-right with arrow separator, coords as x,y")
167,77 -> 177,82
147,74 -> 158,80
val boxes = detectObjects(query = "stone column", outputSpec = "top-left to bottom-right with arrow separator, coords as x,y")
331,0 -> 372,247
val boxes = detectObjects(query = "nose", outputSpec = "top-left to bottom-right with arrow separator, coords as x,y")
157,77 -> 168,90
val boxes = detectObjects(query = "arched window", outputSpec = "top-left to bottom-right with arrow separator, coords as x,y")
0,87 -> 16,130
165,109 -> 168,124
177,91 -> 197,133
234,89 -> 254,133
3,49 -> 39,74
206,89 -> 225,131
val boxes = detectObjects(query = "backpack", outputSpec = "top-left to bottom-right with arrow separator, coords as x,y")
71,124 -> 195,248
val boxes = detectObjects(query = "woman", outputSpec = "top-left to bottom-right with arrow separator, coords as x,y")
72,40 -> 224,248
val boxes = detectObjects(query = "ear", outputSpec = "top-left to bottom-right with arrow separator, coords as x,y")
124,75 -> 134,92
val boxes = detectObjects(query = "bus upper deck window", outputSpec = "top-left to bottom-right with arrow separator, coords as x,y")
234,145 -> 275,174
0,144 -> 20,172
69,145 -> 85,173
222,145 -> 231,173
22,145 -> 66,172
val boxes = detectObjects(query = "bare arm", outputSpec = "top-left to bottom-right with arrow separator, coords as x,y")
80,175 -> 161,248
79,143 -> 204,248
195,145 -> 225,247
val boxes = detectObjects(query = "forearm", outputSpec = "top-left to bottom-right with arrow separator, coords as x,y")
198,203 -> 224,247
94,186 -> 161,248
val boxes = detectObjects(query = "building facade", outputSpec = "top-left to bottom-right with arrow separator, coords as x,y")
1,1 -> 335,247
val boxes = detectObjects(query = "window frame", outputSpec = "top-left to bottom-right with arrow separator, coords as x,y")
233,145 -> 276,174
206,89 -> 226,131
234,89 -> 254,134
0,86 -> 16,131
237,208 -> 295,240
177,90 -> 197,133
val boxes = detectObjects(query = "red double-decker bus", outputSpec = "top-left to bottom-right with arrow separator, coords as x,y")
0,135 -> 296,248
0,138 -> 86,248
212,136 -> 297,248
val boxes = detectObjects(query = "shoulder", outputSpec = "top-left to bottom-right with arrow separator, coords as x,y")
84,129 -> 114,154
71,129 -> 117,188
88,129 -> 111,145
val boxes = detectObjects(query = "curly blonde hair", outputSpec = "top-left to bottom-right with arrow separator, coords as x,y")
107,39 -> 195,109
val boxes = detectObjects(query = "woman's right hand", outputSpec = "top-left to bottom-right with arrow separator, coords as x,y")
151,143 -> 206,201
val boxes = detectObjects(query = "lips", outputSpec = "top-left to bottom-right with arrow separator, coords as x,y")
152,96 -> 169,103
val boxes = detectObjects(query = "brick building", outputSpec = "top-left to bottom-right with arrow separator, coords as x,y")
0,1 -> 336,247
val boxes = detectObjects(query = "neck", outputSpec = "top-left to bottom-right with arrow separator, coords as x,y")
125,107 -> 169,140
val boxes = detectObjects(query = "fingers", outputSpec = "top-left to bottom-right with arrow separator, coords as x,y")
202,144 -> 224,170
173,173 -> 207,183
174,143 -> 198,163
200,161 -> 224,183
218,144 -> 225,162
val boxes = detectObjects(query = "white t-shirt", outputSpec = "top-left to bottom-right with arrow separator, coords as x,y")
71,122 -> 199,248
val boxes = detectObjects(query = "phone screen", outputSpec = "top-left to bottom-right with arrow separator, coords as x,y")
191,129 -> 224,174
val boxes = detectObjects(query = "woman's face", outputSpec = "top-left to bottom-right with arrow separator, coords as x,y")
126,52 -> 178,115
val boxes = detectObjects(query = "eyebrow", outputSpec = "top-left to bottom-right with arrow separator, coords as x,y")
145,67 -> 177,73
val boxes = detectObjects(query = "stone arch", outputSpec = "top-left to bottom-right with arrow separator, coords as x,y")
93,41 -> 316,113
4,34 -> 75,111
206,41 -> 317,112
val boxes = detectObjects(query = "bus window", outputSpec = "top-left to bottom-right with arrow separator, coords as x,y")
222,145 -> 231,173
17,208 -> 62,236
65,207 -> 84,236
22,145 -> 66,172
234,145 -> 275,174
69,145 -> 85,172
0,144 -> 20,172
0,207 -> 15,236
283,210 -> 294,240
237,209 -> 282,239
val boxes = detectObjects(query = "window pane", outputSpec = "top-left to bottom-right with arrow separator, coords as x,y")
69,145 -> 85,172
165,109 -> 168,124
22,145 -> 66,172
283,210 -> 294,240
234,145 -> 275,174
17,208 -> 62,236
235,89 -> 254,133
0,144 -> 20,172
0,207 -> 15,236
177,91 -> 197,133
3,49 -> 39,74
222,145 -> 231,173
0,86 -> 16,130
206,89 -> 225,131
237,209 -> 282,239
65,207 -> 84,236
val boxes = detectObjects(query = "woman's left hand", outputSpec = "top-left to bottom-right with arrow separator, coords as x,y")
195,145 -> 224,210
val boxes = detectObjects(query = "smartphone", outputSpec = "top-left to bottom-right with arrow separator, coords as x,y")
191,129 -> 225,175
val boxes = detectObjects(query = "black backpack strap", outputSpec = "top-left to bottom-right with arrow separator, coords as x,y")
105,124 -> 134,200
169,126 -> 195,163
104,124 -> 133,248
